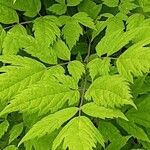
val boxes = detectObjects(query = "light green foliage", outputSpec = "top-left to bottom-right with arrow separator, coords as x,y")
117,38 -> 150,82
2,25 -> 29,54
0,55 -> 46,101
0,120 -> 9,138
96,29 -> 139,56
82,103 -> 127,120
13,0 -> 41,17
67,0 -> 83,6
102,0 -> 119,7
48,3 -> 67,15
126,95 -> 150,128
33,16 -> 60,46
78,0 -> 101,19
0,0 -> 150,149
119,0 -> 138,14
67,60 -> 85,81
52,116 -> 105,150
60,12 -> 95,49
126,14 -> 150,42
61,18 -> 83,49
126,14 -> 145,30
117,119 -> 150,142
138,0 -> 150,13
0,26 -> 6,53
3,145 -> 17,150
19,107 -> 78,144
85,75 -> 135,108
9,123 -> 23,144
0,0 -> 19,24
0,0 -> 41,24
73,12 -> 95,29
0,73 -> 80,116
92,21 -> 107,40
53,39 -> 70,60
87,57 -> 110,81
99,122 -> 130,150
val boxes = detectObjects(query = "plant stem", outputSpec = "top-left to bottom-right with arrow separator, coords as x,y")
4,20 -> 33,30
79,40 -> 92,116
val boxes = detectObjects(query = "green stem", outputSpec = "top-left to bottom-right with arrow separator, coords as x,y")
78,40 -> 92,116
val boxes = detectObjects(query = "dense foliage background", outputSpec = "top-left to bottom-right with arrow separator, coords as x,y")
0,0 -> 150,149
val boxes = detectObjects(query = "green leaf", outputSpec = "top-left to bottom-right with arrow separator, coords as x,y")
13,0 -> 17,3
25,40 -> 58,64
96,29 -> 139,56
25,133 -> 60,150
0,55 -> 46,102
67,60 -> 85,81
33,16 -> 60,47
85,75 -> 135,108
99,121 -> 130,150
0,120 -> 9,139
138,0 -> 150,13
73,12 -> 95,29
82,103 -> 128,120
117,38 -> 150,82
102,0 -> 119,7
13,0 -> 41,17
0,25 -> 6,53
78,0 -> 101,19
106,137 -> 130,150
0,1 -> 19,24
67,0 -> 83,6
87,57 -> 110,81
118,119 -> 150,142
119,0 -> 138,14
53,39 -> 70,60
92,21 -> 107,40
62,18 -> 83,49
2,24 -> 58,64
2,25 -> 28,54
52,116 -> 105,150
47,3 -> 67,15
105,14 -> 125,34
126,95 -> 150,128
126,14 -> 145,30
19,107 -> 78,145
3,145 -> 17,150
0,74 -> 80,116
9,123 -> 23,144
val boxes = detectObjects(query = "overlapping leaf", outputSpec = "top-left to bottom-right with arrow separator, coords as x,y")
117,38 -> 150,82
19,107 -> 78,145
82,103 -> 127,120
0,55 -> 46,102
85,75 -> 135,108
0,72 -> 80,116
52,116 -> 105,150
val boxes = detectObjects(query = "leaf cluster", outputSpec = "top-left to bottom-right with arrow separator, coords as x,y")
0,0 -> 150,149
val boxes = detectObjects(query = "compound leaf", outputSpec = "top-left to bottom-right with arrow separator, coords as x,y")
9,123 -> 23,144
73,12 -> 95,29
52,116 -> 105,150
67,60 -> 85,81
0,55 -> 46,102
0,120 -> 9,139
87,57 -> 110,81
117,38 -> 150,82
19,107 -> 78,145
85,75 -> 135,108
82,103 -> 128,120
53,39 -> 70,60
67,0 -> 83,6
0,74 -> 80,116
